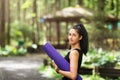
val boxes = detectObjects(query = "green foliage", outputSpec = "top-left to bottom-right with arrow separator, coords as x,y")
38,49 -> 120,79
0,45 -> 27,56
38,64 -> 62,79
88,74 -> 105,80
81,75 -> 105,80
11,20 -> 33,42
21,0 -> 33,9
6,0 -> 120,48
88,21 -> 120,50
38,64 -> 106,80
82,48 -> 120,68
97,53 -> 117,68
118,77 -> 120,80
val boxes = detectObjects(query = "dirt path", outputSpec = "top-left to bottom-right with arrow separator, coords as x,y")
0,54 -> 54,80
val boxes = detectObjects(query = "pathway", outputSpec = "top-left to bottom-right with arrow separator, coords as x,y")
0,54 -> 54,80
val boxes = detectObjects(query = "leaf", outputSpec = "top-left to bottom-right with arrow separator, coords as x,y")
21,1 -> 33,9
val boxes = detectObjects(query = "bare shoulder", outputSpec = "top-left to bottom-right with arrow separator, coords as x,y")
69,49 -> 79,56
69,49 -> 79,61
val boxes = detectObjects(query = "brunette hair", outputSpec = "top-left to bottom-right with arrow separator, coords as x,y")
71,23 -> 88,55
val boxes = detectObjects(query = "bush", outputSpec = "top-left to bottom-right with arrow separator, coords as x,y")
0,45 -> 27,56
38,64 -> 62,79
82,48 -> 120,68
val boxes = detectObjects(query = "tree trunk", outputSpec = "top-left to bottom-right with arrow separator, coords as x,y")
0,0 -> 6,47
22,0 -> 26,23
92,0 -> 95,10
68,0 -> 72,6
77,0 -> 83,6
44,0 -> 47,14
116,0 -> 119,18
32,0 -> 39,44
35,0 -> 40,44
6,0 -> 11,45
0,0 -> 1,46
52,0 -> 61,12
17,0 -> 21,21
97,0 -> 106,11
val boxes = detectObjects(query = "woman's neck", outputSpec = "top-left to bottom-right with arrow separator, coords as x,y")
71,43 -> 81,50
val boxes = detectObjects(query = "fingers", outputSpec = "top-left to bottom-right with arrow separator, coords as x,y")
52,60 -> 54,63
55,67 -> 60,73
52,60 -> 56,68
51,60 -> 60,73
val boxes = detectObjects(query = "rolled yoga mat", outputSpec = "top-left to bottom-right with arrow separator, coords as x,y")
42,43 -> 82,80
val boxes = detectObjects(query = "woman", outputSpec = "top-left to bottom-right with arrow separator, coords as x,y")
53,23 -> 88,80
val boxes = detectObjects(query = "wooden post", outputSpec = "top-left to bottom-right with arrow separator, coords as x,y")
112,22 -> 117,30
49,22 -> 52,43
93,66 -> 99,75
56,21 -> 60,45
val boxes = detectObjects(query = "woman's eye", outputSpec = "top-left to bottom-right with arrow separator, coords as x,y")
73,34 -> 76,36
68,33 -> 71,36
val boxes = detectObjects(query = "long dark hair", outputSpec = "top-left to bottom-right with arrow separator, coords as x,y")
71,23 -> 88,55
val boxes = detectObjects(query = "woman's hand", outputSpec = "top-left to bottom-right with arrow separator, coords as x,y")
52,60 -> 60,73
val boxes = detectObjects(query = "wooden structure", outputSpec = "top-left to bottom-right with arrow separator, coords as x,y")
106,15 -> 119,30
40,7 -> 119,49
41,7 -> 93,48
79,67 -> 120,79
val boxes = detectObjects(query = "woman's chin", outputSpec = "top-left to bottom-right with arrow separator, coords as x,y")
69,42 -> 74,45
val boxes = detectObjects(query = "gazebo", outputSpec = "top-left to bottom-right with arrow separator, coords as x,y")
41,6 -> 93,48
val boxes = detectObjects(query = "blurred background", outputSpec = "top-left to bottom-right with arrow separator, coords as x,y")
0,0 -> 120,80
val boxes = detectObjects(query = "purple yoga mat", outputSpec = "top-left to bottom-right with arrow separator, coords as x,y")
42,43 -> 82,80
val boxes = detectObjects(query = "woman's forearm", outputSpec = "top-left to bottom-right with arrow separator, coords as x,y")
58,69 -> 77,80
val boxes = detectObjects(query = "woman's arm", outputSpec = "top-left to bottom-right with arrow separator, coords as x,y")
54,50 -> 79,80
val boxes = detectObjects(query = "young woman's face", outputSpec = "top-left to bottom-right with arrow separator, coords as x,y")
68,29 -> 80,45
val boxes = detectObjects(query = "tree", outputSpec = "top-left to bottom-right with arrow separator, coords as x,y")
0,0 -> 6,47
17,0 -> 21,21
32,0 -> 39,44
6,0 -> 11,45
77,0 -> 83,6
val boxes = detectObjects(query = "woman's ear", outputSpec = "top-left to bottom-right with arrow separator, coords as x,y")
79,36 -> 82,40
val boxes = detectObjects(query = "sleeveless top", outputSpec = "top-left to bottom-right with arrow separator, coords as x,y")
62,49 -> 83,80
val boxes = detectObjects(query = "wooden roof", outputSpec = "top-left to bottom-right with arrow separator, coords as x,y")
42,6 -> 119,23
42,6 -> 93,22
